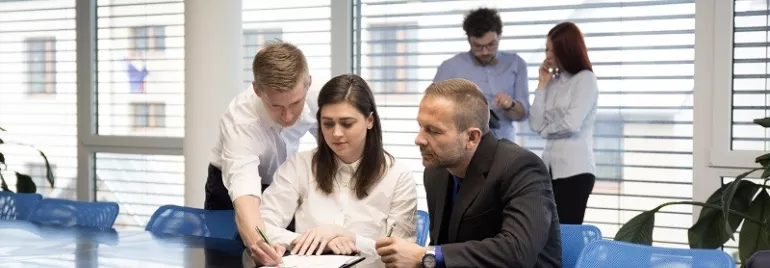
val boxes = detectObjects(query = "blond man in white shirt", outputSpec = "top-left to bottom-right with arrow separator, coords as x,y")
259,74 -> 418,267
205,42 -> 318,266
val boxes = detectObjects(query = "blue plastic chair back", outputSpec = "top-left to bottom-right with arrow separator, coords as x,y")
27,198 -> 119,229
561,224 -> 602,268
145,204 -> 238,240
416,210 -> 430,246
575,240 -> 735,268
0,192 -> 43,220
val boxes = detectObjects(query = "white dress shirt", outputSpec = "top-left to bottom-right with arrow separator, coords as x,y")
259,149 -> 418,267
209,88 -> 319,201
529,70 -> 599,180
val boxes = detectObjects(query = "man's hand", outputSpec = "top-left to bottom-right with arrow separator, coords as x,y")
248,240 -> 286,266
375,236 -> 425,268
325,236 -> 359,255
291,224 -> 353,255
494,93 -> 515,110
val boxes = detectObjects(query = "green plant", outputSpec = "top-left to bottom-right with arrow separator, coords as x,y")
0,126 -> 55,193
615,116 -> 770,265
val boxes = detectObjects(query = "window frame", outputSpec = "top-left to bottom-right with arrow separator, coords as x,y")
708,0 -> 762,169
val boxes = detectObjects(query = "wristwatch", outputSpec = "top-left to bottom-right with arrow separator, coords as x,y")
421,247 -> 436,268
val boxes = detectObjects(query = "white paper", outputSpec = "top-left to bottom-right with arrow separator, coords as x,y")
260,255 -> 363,268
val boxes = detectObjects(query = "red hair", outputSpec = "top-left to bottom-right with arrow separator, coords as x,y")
548,21 -> 593,75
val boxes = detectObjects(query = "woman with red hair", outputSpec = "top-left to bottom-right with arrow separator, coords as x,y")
529,21 -> 599,224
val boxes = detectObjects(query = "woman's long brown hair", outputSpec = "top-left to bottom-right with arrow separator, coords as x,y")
312,74 -> 393,199
548,21 -> 593,75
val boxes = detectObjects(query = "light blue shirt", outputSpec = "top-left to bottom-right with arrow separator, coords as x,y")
529,70 -> 598,180
433,51 -> 530,141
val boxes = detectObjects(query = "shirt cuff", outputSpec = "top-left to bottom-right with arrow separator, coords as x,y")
227,175 -> 263,202
435,245 -> 445,268
355,234 -> 377,258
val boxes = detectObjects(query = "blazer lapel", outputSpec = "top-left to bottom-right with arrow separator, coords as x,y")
429,168 -> 450,241
446,133 -> 498,242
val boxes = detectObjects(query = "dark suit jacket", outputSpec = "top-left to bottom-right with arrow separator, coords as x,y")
425,132 -> 561,268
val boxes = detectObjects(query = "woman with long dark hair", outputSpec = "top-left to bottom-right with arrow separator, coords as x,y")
529,21 -> 599,224
258,74 -> 418,267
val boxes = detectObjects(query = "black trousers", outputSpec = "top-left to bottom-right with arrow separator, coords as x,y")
551,173 -> 595,224
204,164 -> 295,231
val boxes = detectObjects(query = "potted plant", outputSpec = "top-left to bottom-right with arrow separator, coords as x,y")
615,116 -> 770,264
0,126 -> 55,193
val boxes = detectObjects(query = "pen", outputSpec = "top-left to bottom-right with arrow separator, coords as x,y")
255,225 -> 271,245
387,224 -> 396,237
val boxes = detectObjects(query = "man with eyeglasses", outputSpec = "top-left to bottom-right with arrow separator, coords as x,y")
433,7 -> 529,142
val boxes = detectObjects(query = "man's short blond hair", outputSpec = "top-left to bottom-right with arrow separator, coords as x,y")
424,78 -> 490,135
252,41 -> 309,92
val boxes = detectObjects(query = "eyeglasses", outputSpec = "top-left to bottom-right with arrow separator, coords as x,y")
470,40 -> 498,51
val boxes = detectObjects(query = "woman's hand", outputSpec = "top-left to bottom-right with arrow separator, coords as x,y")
291,224 -> 354,255
538,59 -> 554,89
325,236 -> 359,255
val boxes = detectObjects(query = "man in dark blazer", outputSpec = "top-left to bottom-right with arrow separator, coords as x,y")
375,78 -> 561,268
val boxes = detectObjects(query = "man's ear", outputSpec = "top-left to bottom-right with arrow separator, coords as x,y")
466,128 -> 482,149
252,81 -> 261,97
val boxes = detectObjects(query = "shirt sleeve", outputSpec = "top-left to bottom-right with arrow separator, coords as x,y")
220,120 -> 267,202
433,60 -> 453,83
513,56 -> 531,120
259,154 -> 304,246
436,246 -> 446,268
356,163 -> 418,258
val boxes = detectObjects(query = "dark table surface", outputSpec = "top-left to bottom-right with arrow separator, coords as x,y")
0,220 -> 252,268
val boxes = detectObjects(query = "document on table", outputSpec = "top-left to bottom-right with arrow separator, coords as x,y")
260,255 -> 365,268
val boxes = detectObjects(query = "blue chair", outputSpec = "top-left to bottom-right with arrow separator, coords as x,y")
575,240 -> 735,268
27,198 -> 119,229
145,204 -> 238,240
560,224 -> 602,268
0,192 -> 43,220
416,210 -> 429,246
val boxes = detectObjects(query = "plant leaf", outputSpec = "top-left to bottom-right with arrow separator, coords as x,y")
690,180 -> 760,248
754,117 -> 770,128
614,210 -> 656,245
0,172 -> 9,192
0,152 -> 4,165
0,126 -> 5,131
38,150 -> 54,188
739,190 -> 770,262
758,153 -> 770,168
763,165 -> 770,179
723,168 -> 761,239
14,172 -> 35,193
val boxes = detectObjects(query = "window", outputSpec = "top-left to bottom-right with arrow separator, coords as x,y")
241,2 -> 333,152
95,153 -> 184,229
355,0 -> 695,247
131,103 -> 165,129
367,23 -> 419,93
131,26 -> 165,53
96,0 -> 184,137
26,38 -> 56,94
731,0 -> 770,151
0,1 -> 77,202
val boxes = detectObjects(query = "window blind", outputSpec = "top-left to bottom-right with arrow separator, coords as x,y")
0,0 -> 77,199
732,0 -> 770,151
241,1 -> 333,151
354,0 -> 695,247
96,0 -> 185,138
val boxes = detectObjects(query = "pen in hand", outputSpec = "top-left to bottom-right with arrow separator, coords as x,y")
387,224 -> 396,237
256,225 -> 271,246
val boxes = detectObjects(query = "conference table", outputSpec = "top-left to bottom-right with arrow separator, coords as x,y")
0,220 -> 251,267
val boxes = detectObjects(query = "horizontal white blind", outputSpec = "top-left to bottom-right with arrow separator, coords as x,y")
96,0 -> 185,137
95,152 -> 184,229
355,0 -> 695,247
241,1 -> 333,151
0,0 -> 77,199
732,0 -> 770,151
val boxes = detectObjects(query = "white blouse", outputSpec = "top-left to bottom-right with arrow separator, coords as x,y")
259,149 -> 418,266
529,70 -> 599,180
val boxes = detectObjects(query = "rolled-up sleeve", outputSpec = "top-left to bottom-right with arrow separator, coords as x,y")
220,121 -> 267,201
